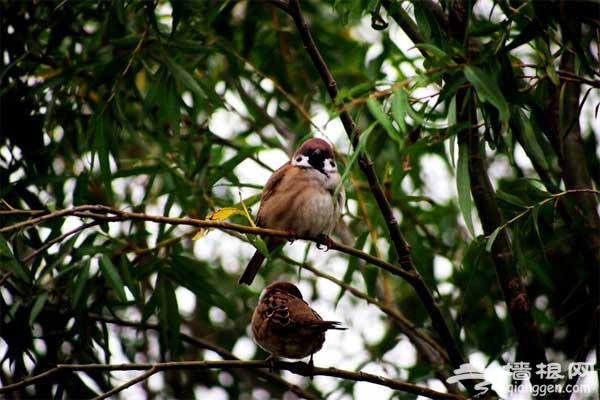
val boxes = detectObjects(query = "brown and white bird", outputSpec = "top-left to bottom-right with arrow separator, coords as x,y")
251,281 -> 346,365
238,138 -> 344,285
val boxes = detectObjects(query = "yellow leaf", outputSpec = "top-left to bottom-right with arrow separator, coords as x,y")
192,207 -> 248,241
192,230 -> 206,240
135,70 -> 146,93
207,207 -> 244,221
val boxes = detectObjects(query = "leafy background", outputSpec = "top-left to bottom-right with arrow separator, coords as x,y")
1,0 -> 599,399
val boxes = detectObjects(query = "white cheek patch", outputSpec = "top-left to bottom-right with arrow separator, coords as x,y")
323,158 -> 337,174
292,154 -> 312,168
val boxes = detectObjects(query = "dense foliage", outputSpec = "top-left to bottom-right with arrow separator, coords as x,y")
1,0 -> 598,399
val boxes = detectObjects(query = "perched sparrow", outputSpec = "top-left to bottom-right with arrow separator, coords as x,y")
238,138 -> 344,285
251,281 -> 346,365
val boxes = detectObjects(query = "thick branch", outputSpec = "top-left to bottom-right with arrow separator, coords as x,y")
556,49 -> 600,289
456,88 -> 548,384
380,0 -> 424,51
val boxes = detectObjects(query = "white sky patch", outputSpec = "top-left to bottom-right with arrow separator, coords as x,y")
176,287 -> 196,317
195,386 -> 228,400
209,107 -> 248,138
355,363 -> 394,398
420,153 -> 455,203
232,336 -> 256,361
434,254 -> 453,280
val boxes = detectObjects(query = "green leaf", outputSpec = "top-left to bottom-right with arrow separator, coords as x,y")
338,121 -> 376,190
156,276 -> 181,356
516,109 -> 549,170
29,292 -> 49,326
169,255 -> 233,314
531,204 -> 543,243
391,90 -> 408,133
0,236 -> 29,282
457,142 -> 475,237
99,255 -> 128,302
163,53 -> 207,101
119,256 -> 140,301
71,260 -> 90,309
367,98 -> 403,148
363,263 -> 379,299
413,44 -> 454,63
485,226 -> 502,252
496,190 -> 528,208
463,65 -> 509,123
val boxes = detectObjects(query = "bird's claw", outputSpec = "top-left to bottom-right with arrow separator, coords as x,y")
287,230 -> 297,243
308,354 -> 315,380
316,234 -> 333,251
266,355 -> 277,373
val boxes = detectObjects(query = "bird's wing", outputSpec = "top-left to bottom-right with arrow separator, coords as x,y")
255,162 -> 291,227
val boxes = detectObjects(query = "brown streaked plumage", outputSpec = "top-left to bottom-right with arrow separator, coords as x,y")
238,138 -> 344,285
251,281 -> 346,363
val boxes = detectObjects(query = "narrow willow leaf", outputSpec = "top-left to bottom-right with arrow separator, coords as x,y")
413,44 -> 456,65
496,190 -> 528,208
71,261 -> 90,309
252,237 -> 269,256
29,292 -> 49,326
485,226 -> 502,252
0,236 -> 29,282
448,97 -> 457,167
156,276 -> 181,356
207,207 -> 244,221
531,204 -> 544,245
164,53 -> 206,100
391,90 -> 407,133
338,121 -> 376,189
119,256 -> 139,300
457,142 -> 475,237
367,98 -> 402,147
192,230 -> 206,240
99,255 -> 128,302
517,109 -> 549,170
193,207 -> 245,240
464,65 -> 509,123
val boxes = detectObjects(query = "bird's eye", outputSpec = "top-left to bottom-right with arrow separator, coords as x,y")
330,160 -> 336,167
296,156 -> 302,162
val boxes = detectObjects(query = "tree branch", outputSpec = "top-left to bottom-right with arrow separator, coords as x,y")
380,0 -> 425,50
92,366 -> 158,400
0,360 -> 465,400
298,261 -> 448,362
298,261 -> 465,395
0,204 -> 414,282
457,86 -> 548,384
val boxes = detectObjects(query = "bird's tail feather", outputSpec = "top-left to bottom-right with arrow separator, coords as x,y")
238,251 -> 265,285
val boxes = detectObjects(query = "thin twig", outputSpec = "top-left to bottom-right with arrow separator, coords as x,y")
21,221 -> 101,264
298,261 -> 448,361
92,366 -> 158,400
